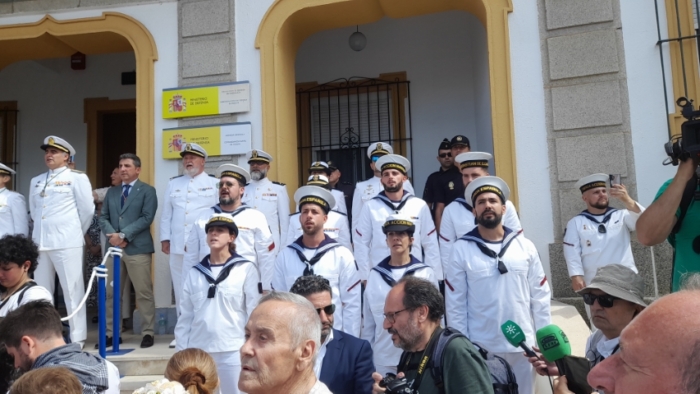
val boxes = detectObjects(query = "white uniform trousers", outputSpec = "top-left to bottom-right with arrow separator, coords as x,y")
496,352 -> 535,394
211,350 -> 241,394
169,253 -> 185,313
34,247 -> 87,343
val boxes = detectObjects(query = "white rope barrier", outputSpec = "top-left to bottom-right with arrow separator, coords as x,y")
60,248 -> 121,322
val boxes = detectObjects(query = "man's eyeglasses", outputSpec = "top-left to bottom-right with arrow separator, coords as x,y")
383,308 -> 411,323
439,153 -> 452,158
582,293 -> 619,308
316,304 -> 335,316
218,181 -> 236,189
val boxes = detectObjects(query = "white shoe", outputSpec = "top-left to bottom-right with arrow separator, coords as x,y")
169,339 -> 176,348
76,341 -> 85,350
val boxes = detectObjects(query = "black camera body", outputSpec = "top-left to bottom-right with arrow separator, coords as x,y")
379,373 -> 417,394
665,97 -> 700,166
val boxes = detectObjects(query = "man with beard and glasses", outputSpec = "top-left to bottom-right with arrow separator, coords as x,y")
0,301 -> 120,394
351,143 -> 414,236
444,177 -> 550,394
362,214 -> 437,376
284,175 -> 351,250
159,143 -> 218,348
439,152 -> 521,274
242,149 -> 290,256
370,276 -> 493,394
272,185 -> 361,336
290,275 -> 374,394
185,164 -> 275,293
563,173 -> 643,324
354,154 -> 441,282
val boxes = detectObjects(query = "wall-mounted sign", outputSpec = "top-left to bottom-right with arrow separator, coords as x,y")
162,81 -> 250,119
163,122 -> 252,159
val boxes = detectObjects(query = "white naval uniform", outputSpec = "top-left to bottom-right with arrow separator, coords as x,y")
175,255 -> 260,394
29,166 -> 94,343
563,205 -> 644,286
361,257 -> 437,375
354,191 -> 441,280
184,204 -> 275,291
272,236 -> 362,337
242,177 -> 290,255
0,282 -> 53,317
0,187 -> 28,237
159,172 -> 218,311
444,227 -> 551,394
284,210 -> 352,251
351,176 -> 414,234
439,198 -> 521,272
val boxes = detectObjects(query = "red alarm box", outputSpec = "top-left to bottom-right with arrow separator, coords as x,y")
71,52 -> 86,70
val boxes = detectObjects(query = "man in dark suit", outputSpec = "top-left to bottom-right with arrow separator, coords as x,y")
290,275 -> 374,394
98,153 -> 158,348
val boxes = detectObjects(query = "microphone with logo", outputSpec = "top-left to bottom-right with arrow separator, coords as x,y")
536,324 -> 593,394
500,320 -> 538,358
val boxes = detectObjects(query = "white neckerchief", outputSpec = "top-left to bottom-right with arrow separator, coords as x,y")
313,328 -> 334,378
596,336 -> 620,359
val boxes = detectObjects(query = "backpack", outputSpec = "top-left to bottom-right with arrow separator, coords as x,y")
431,327 -> 519,394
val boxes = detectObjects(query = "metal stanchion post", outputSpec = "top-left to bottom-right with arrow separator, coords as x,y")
112,247 -> 121,353
98,264 -> 107,359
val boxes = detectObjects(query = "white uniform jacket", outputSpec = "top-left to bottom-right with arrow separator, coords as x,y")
361,256 -> 437,368
242,177 -> 290,255
351,177 -> 414,234
0,188 -> 28,237
354,192 -> 441,280
272,236 -> 362,337
563,205 -> 644,285
29,167 -> 94,250
284,210 -> 352,251
444,227 -> 551,353
159,172 -> 218,255
185,204 -> 275,290
0,282 -> 53,317
175,254 -> 261,353
439,198 -> 521,272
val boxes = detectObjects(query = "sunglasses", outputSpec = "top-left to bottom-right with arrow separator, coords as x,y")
371,156 -> 380,163
316,304 -> 336,316
439,153 -> 452,158
582,293 -> 619,308
218,181 -> 236,189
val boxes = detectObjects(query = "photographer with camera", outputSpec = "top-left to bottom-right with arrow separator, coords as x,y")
637,97 -> 700,292
370,276 -> 493,394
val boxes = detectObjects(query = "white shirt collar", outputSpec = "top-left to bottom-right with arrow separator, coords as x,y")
596,335 -> 620,359
122,179 -> 138,187
313,329 -> 334,378
49,166 -> 67,174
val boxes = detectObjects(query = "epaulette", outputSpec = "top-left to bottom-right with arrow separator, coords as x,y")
331,210 -> 347,216
170,174 -> 184,180
70,169 -> 85,174
272,181 -> 286,186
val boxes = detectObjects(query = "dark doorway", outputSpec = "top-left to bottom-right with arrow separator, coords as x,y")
97,111 -> 136,188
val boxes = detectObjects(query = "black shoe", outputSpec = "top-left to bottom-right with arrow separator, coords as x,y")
94,336 -> 123,349
140,335 -> 154,348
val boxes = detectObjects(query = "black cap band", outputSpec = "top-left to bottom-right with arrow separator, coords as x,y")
580,181 -> 606,193
460,160 -> 489,170
471,185 -> 505,204
205,216 -> 239,236
0,169 -> 12,176
381,163 -> 407,174
299,196 -> 330,213
221,171 -> 246,184
382,219 -> 416,234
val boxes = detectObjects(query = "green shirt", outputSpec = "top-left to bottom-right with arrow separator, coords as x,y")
399,336 -> 494,394
654,178 -> 700,291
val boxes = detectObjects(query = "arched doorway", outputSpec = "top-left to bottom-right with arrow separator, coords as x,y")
256,0 -> 518,204
0,12 -> 158,185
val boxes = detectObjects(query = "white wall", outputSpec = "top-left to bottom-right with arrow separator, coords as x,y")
294,11 -> 492,193
0,2 -> 179,307
509,0 -> 554,277
0,53 -> 136,192
620,0 -> 677,206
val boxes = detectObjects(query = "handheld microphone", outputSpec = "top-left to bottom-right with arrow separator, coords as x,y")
536,324 -> 593,394
500,320 -> 538,358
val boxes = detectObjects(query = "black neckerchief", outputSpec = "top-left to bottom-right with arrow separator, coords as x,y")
212,203 -> 249,217
372,255 -> 429,287
194,254 -> 250,298
287,235 -> 340,275
578,207 -> 618,225
459,226 -> 522,274
454,197 -> 474,213
373,191 -> 413,213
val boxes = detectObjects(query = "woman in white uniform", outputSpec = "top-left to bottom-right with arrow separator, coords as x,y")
175,214 -> 261,394
360,214 -> 437,376
0,234 -> 53,317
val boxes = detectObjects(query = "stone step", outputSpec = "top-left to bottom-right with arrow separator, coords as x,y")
86,329 -> 176,377
120,375 -> 164,394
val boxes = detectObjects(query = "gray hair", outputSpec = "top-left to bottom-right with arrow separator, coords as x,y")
680,273 -> 700,291
258,292 -> 321,355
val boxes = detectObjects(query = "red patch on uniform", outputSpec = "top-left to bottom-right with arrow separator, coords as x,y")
427,229 -> 436,236
562,242 -> 574,247
540,277 -> 548,286
347,280 -> 361,292
355,229 -> 363,237
268,242 -> 275,251
445,279 -> 455,292
439,234 -> 450,242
